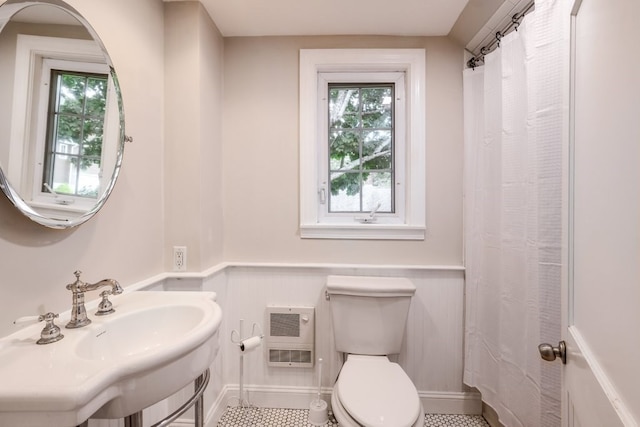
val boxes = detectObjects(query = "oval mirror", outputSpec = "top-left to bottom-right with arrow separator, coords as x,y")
0,0 -> 125,228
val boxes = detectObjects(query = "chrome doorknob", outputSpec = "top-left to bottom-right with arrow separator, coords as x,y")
538,341 -> 566,364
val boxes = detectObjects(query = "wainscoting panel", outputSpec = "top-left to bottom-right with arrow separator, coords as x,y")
217,266 -> 467,398
87,264 -> 472,426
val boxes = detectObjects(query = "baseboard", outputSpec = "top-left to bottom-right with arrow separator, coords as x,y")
221,384 -> 334,410
166,421 -> 193,427
204,385 -> 482,425
420,391 -> 482,415
162,385 -> 232,427
207,385 -> 232,427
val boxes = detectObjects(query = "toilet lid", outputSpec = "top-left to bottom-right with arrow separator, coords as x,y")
337,355 -> 420,427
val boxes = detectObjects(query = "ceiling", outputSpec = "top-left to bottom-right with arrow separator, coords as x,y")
197,0 -> 467,37
172,0 -> 509,44
10,5 -> 82,25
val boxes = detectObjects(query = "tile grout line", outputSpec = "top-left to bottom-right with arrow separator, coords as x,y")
217,406 -> 490,427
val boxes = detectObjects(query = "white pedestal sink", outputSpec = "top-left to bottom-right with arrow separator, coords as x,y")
0,291 -> 222,427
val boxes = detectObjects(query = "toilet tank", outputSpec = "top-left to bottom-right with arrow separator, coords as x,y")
326,275 -> 416,356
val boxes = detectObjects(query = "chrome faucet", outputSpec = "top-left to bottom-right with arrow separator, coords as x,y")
66,270 -> 123,328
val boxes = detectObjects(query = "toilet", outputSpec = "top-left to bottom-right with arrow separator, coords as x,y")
326,275 -> 424,427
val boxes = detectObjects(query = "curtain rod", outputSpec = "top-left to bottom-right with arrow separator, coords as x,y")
466,1 -> 535,69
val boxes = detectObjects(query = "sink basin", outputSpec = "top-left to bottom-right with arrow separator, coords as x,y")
76,304 -> 207,361
0,291 -> 222,426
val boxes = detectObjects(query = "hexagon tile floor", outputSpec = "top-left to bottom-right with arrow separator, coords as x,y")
217,406 -> 490,426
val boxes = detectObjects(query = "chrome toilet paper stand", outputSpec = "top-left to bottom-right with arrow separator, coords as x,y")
230,320 -> 264,425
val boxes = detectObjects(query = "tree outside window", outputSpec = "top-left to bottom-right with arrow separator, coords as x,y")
328,84 -> 394,214
43,70 -> 108,199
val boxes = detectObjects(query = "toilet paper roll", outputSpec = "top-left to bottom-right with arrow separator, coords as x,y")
239,335 -> 262,353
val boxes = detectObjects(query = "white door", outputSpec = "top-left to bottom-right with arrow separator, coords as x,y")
547,0 -> 640,425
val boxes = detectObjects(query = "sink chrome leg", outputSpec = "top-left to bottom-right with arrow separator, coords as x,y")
195,373 -> 205,427
124,411 -> 143,427
149,369 -> 210,427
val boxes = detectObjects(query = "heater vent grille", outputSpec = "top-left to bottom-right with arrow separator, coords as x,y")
270,313 -> 300,337
269,349 -> 313,365
265,306 -> 315,368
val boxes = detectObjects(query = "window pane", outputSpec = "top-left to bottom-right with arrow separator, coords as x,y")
329,88 -> 361,129
330,171 -> 361,212
55,115 -> 82,152
83,117 -> 104,157
362,130 -> 392,170
77,160 -> 100,198
85,77 -> 108,116
363,172 -> 392,212
57,74 -> 86,115
50,153 -> 77,195
361,87 -> 392,128
329,130 -> 360,170
362,111 -> 392,128
361,87 -> 392,112
49,155 -> 100,198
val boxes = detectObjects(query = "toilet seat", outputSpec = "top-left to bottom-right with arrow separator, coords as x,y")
335,355 -> 421,427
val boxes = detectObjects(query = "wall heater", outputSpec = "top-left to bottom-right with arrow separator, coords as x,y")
265,306 -> 315,368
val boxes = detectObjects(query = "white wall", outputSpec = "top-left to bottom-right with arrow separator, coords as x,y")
0,0 -> 166,339
164,1 -> 225,272
222,35 -> 464,266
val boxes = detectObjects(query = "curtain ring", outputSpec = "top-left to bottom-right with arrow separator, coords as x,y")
512,13 -> 521,31
480,46 -> 489,56
495,31 -> 503,47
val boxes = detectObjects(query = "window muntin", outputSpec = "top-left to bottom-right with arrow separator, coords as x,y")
328,83 -> 394,214
43,70 -> 108,199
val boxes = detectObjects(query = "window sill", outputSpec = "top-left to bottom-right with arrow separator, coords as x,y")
28,200 -> 93,216
300,224 -> 425,240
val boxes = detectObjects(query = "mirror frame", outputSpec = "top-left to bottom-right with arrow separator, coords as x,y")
0,0 -> 125,229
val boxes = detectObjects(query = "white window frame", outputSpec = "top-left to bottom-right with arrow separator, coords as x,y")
319,72 -> 405,224
9,35 -> 113,213
31,58 -> 110,209
299,49 -> 426,240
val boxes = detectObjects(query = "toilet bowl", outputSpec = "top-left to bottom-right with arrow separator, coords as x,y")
330,355 -> 424,427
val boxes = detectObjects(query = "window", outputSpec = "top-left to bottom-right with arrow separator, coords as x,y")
43,69 -> 108,200
327,82 -> 395,216
299,49 -> 426,240
8,35 -> 115,213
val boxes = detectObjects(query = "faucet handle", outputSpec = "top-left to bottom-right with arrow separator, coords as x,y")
14,313 -> 64,345
36,313 -> 64,345
66,270 -> 85,292
95,290 -> 115,316
13,315 -> 41,325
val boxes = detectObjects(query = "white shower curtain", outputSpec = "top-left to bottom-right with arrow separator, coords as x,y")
463,1 -> 566,425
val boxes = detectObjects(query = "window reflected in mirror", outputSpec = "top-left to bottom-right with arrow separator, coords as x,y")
44,68 -> 108,202
5,33 -> 120,214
